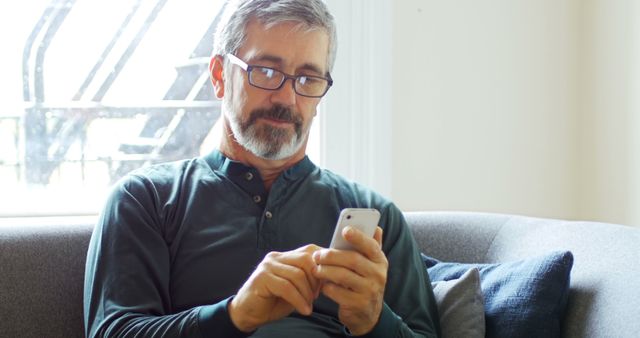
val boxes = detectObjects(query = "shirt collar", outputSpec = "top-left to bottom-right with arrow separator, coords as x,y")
203,149 -> 316,182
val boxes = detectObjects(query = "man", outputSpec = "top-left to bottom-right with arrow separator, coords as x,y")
84,0 -> 441,337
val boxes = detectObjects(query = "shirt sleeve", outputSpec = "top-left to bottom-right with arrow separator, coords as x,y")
358,203 -> 441,338
83,174 -> 248,338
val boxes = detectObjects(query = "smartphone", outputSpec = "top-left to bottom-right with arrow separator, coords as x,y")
329,208 -> 381,250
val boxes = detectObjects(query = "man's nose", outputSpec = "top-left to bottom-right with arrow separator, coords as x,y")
270,78 -> 297,106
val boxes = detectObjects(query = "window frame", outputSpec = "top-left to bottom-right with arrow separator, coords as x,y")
321,0 -> 393,198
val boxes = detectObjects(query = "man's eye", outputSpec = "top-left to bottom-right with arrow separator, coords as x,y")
259,68 -> 275,78
298,76 -> 321,85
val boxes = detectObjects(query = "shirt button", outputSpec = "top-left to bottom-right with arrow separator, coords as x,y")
245,172 -> 254,181
253,195 -> 262,203
265,211 -> 273,219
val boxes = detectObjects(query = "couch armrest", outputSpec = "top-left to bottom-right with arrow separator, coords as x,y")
0,218 -> 95,338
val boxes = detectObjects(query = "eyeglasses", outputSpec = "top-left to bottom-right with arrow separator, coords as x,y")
226,54 -> 333,98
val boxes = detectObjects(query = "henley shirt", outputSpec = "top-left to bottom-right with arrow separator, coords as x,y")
84,150 -> 440,337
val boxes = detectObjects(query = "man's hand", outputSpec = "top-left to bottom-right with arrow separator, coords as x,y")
312,226 -> 388,335
228,245 -> 322,332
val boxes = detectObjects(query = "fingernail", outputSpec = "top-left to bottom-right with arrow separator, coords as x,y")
343,226 -> 352,236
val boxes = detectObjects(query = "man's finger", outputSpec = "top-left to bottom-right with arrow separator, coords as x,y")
265,274 -> 313,315
276,247 -> 321,295
267,260 -> 317,305
319,282 -> 360,307
313,264 -> 368,292
373,227 -> 383,247
341,226 -> 385,262
313,249 -> 376,278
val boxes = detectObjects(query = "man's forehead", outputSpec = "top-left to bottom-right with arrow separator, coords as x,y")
243,52 -> 325,75
238,19 -> 330,73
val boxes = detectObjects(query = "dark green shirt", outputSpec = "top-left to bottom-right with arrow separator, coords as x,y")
84,150 -> 440,337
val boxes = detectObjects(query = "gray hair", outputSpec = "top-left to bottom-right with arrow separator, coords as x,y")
213,0 -> 337,72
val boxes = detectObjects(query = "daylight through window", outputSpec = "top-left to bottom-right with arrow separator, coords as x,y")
0,0 -> 226,216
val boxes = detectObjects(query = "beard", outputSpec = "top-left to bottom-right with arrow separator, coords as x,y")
225,100 -> 309,160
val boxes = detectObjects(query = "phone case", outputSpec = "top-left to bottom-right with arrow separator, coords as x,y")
329,208 -> 381,250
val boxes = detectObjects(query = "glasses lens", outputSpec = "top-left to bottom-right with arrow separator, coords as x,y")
247,65 -> 330,97
249,66 -> 284,89
295,76 -> 329,97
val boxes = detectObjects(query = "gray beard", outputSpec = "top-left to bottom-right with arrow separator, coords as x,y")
225,101 -> 308,160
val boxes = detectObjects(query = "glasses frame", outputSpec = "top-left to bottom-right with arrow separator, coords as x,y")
226,54 -> 333,98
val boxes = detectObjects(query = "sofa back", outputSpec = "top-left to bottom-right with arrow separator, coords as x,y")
405,211 -> 640,338
2,212 -> 639,338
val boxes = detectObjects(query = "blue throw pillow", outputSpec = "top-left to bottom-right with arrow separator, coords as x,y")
422,251 -> 573,338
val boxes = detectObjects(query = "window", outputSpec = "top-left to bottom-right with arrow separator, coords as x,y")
0,0 -> 390,217
1,0 -> 228,216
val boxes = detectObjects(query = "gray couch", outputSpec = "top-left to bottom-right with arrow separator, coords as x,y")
1,212 -> 639,337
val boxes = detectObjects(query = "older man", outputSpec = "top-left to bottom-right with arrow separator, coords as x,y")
84,0 -> 440,337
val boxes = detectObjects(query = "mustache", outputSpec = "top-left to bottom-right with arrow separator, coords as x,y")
245,104 -> 303,128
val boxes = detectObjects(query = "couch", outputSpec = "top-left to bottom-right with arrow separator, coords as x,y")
1,212 -> 639,337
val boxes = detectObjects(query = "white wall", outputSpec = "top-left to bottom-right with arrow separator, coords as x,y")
578,0 -> 640,226
391,0 -> 640,226
632,2 -> 640,226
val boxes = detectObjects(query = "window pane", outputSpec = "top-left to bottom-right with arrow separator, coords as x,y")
0,0 -> 225,216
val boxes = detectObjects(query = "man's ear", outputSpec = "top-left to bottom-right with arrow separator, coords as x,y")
209,55 -> 225,99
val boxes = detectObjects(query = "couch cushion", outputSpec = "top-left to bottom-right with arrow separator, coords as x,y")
431,267 -> 485,338
0,218 -> 94,338
423,251 -> 573,338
